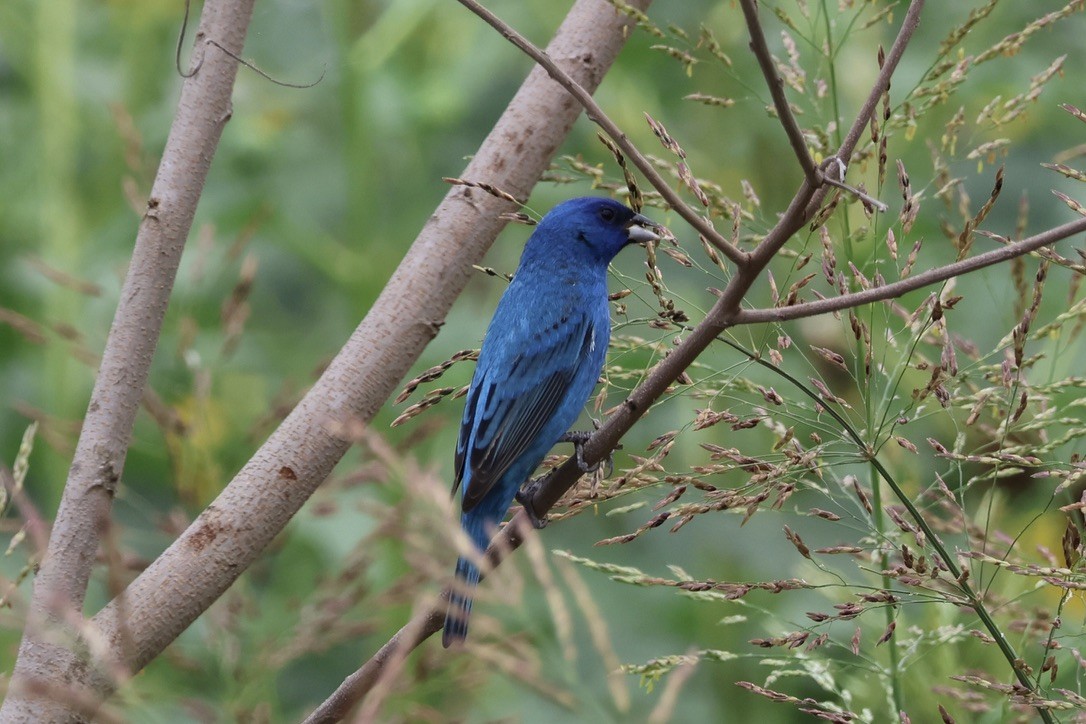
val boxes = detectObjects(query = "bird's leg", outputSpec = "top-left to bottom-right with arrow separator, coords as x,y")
559,429 -> 619,477
515,478 -> 548,529
558,430 -> 598,473
515,427 -> 624,530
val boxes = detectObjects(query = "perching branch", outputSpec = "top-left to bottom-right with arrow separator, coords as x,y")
317,1 -> 932,716
1,0 -> 256,718
524,3 -> 1058,716
13,0 -> 655,718
505,0 -> 1059,717
302,602 -> 448,724
455,0 -> 748,267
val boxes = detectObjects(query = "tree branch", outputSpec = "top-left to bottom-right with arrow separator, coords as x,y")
303,519 -> 539,722
527,0 -> 918,547
455,0 -> 748,267
737,0 -> 818,183
302,603 -> 448,723
10,0 -> 656,717
731,215 -> 1086,325
1,0 -> 256,718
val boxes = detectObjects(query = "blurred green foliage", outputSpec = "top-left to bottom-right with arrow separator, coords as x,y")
2,0 -> 1086,721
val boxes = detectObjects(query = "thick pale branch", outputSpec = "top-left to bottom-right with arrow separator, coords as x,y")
731,215 -> 1086,324
1,0 -> 255,718
39,0 -> 653,715
455,0 -> 748,267
738,0 -> 818,183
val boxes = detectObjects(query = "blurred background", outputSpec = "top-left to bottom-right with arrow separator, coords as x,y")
2,0 -> 1085,721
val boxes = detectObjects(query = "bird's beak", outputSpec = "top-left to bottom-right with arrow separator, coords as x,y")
625,213 -> 661,245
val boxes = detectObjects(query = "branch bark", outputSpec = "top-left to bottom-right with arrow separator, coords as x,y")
2,0 -> 255,718
7,0 -> 653,718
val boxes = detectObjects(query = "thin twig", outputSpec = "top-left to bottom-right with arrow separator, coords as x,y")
800,0 -> 925,222
822,174 -> 889,213
175,0 -> 199,78
731,215 -> 1086,324
205,38 -> 326,89
455,0 -> 748,267
737,0 -> 819,183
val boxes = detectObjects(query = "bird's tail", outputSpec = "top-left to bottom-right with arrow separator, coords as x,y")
442,554 -> 480,647
443,513 -> 491,647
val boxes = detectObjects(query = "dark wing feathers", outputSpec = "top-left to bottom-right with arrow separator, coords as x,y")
451,379 -> 484,495
467,368 -> 569,495
457,316 -> 595,512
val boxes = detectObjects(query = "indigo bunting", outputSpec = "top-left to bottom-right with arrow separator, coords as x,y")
443,197 -> 659,647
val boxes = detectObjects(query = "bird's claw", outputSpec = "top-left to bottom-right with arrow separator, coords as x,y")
559,430 -> 600,473
559,430 -> 618,477
514,431 -> 622,531
515,480 -> 548,529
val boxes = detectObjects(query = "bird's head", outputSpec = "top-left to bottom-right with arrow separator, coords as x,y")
528,197 -> 660,265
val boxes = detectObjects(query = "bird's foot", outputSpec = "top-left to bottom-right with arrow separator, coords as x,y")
559,430 -> 599,473
559,430 -> 619,477
515,479 -> 548,529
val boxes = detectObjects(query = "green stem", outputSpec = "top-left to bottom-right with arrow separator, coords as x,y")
822,0 -> 899,704
1034,588 -> 1070,690
868,457 -> 903,716
721,337 -> 1056,724
820,0 -> 844,150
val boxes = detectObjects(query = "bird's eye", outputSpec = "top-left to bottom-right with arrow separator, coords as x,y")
599,207 -> 616,222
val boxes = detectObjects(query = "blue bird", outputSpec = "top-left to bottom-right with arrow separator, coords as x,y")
443,196 -> 659,647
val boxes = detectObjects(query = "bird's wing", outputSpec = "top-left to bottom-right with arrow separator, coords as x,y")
454,314 -> 596,513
